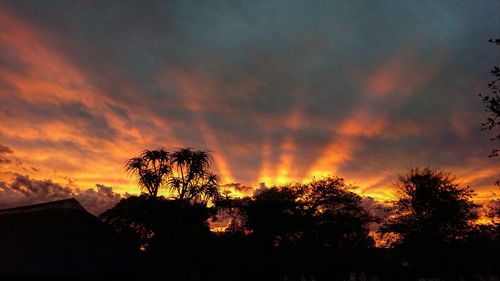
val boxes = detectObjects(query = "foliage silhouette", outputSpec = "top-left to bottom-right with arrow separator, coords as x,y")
125,147 -> 220,203
221,177 -> 374,250
99,195 -> 173,251
100,157 -> 500,280
169,148 -> 221,204
480,38 -> 500,158
293,177 -> 375,249
105,147 -> 224,279
380,167 -> 478,246
125,148 -> 170,198
243,186 -> 303,248
99,194 -> 217,279
379,167 -> 480,278
213,177 -> 376,280
108,147 -> 222,251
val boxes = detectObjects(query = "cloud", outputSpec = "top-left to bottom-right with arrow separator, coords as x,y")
484,198 -> 500,217
220,183 -> 254,197
361,197 -> 392,219
75,184 -> 124,215
0,144 -> 13,164
0,144 -> 13,154
0,1 -> 499,200
0,174 -> 122,215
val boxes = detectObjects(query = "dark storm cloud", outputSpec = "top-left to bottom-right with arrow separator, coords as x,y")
0,0 -> 499,195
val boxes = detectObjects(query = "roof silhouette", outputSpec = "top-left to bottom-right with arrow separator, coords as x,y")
0,198 -> 136,277
0,198 -> 85,215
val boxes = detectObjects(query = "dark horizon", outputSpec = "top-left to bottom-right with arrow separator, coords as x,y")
0,165 -> 498,280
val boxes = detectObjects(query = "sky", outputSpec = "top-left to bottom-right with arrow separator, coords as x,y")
0,0 -> 499,210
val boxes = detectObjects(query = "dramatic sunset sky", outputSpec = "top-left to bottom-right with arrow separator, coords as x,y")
1,1 -> 499,211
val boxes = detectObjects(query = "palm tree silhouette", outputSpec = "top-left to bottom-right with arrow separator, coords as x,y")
169,148 -> 220,204
125,147 -> 170,198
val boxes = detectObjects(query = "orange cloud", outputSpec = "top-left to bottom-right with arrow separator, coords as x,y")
162,68 -> 236,183
338,110 -> 387,137
256,141 -> 273,185
305,136 -> 358,180
0,11 -> 144,194
0,10 -> 498,207
274,136 -> 296,185
364,47 -> 441,102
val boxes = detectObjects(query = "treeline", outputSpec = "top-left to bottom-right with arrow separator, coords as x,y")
100,148 -> 500,280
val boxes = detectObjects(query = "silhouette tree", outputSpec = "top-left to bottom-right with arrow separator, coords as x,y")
100,195 -> 216,279
124,147 -> 221,202
294,177 -> 374,249
125,148 -> 170,198
217,177 -> 375,280
379,168 -> 479,278
380,168 -> 478,246
100,195 -> 159,251
480,38 -> 500,158
466,200 -> 500,271
105,147 -> 223,278
168,148 -> 220,204
244,186 -> 303,248
229,177 -> 374,250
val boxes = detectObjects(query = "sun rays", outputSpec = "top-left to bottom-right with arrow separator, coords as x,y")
0,8 -> 498,202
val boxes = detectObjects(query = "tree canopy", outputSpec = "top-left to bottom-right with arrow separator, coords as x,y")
124,147 -> 220,204
169,148 -> 220,204
223,176 -> 375,250
125,148 -> 170,198
379,167 -> 478,246
100,162 -> 500,280
480,38 -> 500,158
